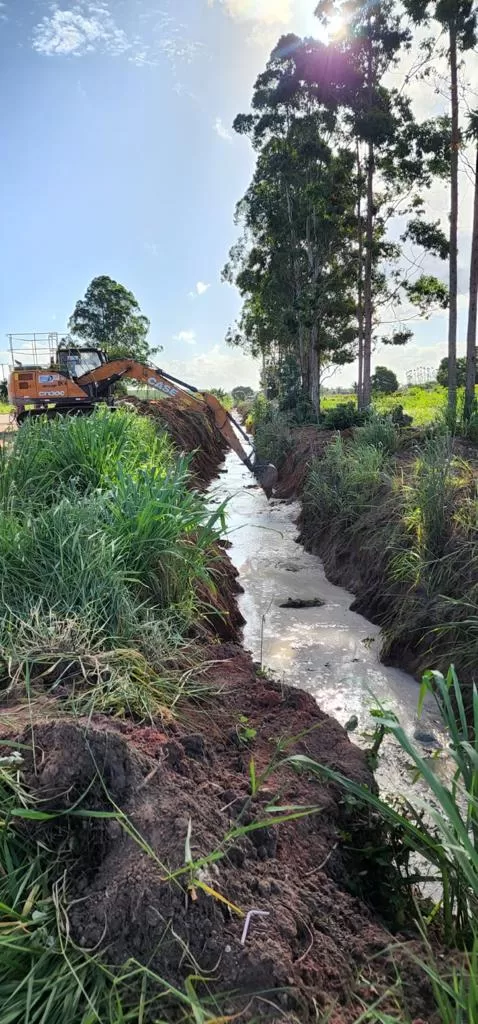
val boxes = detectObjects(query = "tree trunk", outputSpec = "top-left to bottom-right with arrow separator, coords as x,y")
448,22 -> 459,424
465,144 -> 478,420
362,139 -> 374,408
309,323 -> 320,416
284,181 -> 307,394
356,139 -> 365,409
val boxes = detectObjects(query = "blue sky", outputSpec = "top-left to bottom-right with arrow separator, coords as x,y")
0,1 -> 473,388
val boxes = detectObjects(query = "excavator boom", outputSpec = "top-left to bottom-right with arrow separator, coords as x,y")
8,350 -> 278,496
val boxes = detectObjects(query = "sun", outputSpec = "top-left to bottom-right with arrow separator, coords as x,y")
299,2 -> 346,42
327,13 -> 345,38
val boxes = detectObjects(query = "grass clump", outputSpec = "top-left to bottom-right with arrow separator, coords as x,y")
253,406 -> 293,469
354,414 -> 401,454
0,408 -> 224,715
303,434 -> 389,530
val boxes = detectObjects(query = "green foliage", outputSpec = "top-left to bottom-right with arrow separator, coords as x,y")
207,387 -> 233,410
355,415 -> 401,453
437,356 -> 474,388
303,435 -> 387,528
231,385 -> 254,403
0,409 -> 223,712
321,401 -> 368,430
0,380 -> 7,402
286,665 -> 478,1016
68,275 -> 156,362
371,366 -> 399,395
402,217 -> 450,260
405,433 -> 456,558
254,410 -> 293,469
405,274 -> 449,312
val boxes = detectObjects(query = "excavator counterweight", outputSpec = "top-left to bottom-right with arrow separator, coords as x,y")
7,341 -> 278,497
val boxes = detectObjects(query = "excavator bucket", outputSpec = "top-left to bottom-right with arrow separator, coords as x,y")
201,391 -> 278,498
252,460 -> 278,499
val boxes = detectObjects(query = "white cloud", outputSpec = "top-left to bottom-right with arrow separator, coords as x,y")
173,330 -> 196,345
209,0 -> 291,25
165,343 -> 260,390
33,4 -> 129,57
32,2 -> 201,72
189,281 -> 211,298
214,117 -> 232,142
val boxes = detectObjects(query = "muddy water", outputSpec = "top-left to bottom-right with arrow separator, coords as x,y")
211,449 -> 447,796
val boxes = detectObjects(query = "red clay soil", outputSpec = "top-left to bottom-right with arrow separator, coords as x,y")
5,652 -> 436,1023
275,427 -> 355,499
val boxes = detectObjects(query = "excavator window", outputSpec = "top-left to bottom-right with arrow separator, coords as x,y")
57,348 -> 105,379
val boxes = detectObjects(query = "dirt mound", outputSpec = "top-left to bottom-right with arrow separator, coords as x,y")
10,654 -> 435,1022
17,693 -> 378,1020
124,395 -> 227,487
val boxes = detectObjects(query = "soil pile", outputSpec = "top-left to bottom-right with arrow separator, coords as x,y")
10,654 -> 434,1023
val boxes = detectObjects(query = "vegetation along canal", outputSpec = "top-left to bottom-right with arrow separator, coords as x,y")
211,448 -> 447,797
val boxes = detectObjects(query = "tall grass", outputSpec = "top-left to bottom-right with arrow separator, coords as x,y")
0,407 -> 174,512
0,409 -> 224,714
303,434 -> 388,529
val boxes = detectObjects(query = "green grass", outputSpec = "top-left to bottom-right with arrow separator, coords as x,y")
302,422 -> 478,691
0,401 -> 12,415
322,384 -> 478,427
303,432 -> 390,529
0,408 -> 225,716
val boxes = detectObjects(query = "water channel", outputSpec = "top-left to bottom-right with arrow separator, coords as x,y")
210,449 -> 447,797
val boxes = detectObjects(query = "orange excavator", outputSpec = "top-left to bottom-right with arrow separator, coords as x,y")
7,338 -> 278,495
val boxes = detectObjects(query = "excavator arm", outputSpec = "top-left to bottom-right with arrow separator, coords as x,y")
76,359 -> 278,495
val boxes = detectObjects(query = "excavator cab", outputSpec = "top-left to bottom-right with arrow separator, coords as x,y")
57,347 -> 106,379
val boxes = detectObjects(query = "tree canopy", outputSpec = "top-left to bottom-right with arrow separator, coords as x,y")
68,276 -> 156,363
224,25 -> 449,419
371,365 -> 399,394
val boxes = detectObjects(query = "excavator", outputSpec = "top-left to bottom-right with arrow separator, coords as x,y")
7,340 -> 278,496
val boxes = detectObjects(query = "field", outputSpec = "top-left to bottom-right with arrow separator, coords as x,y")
322,384 -> 447,424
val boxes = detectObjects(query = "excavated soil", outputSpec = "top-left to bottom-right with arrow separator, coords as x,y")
9,656 -> 436,1022
0,400 -> 440,1022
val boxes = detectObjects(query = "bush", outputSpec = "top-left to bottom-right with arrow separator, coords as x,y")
321,401 -> 368,431
254,410 -> 293,468
371,365 -> 399,394
355,415 -> 400,453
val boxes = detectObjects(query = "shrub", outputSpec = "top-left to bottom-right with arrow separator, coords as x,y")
321,401 -> 368,431
355,415 -> 400,454
254,411 -> 293,468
